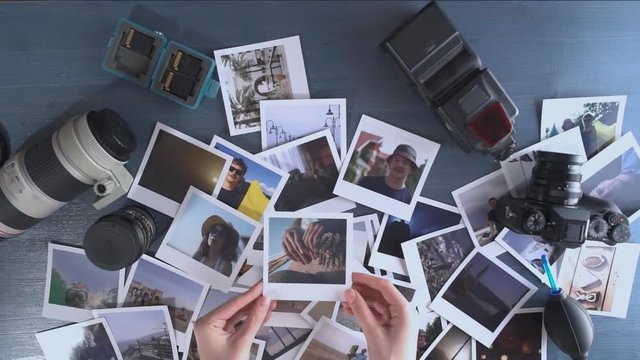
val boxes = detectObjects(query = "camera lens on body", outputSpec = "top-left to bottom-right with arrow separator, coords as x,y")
0,109 -> 136,238
84,205 -> 157,271
527,151 -> 585,206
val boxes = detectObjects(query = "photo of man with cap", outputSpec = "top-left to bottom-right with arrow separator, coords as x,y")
356,144 -> 417,204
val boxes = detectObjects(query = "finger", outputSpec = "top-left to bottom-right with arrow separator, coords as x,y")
199,282 -> 263,325
233,295 -> 272,343
344,288 -> 379,336
352,273 -> 407,306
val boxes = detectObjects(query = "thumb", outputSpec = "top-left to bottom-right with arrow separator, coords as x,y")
233,295 -> 271,343
345,288 -> 378,335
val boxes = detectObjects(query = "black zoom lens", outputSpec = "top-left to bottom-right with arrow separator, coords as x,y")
84,205 -> 156,270
527,151 -> 586,206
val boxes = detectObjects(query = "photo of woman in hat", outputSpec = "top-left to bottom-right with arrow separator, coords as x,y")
192,215 -> 240,276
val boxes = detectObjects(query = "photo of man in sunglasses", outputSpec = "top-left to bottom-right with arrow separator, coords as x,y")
219,158 -> 250,209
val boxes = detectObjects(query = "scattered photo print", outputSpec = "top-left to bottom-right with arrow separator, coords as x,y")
335,115 -> 440,220
294,317 -> 367,360
416,311 -> 445,360
156,187 -> 260,291
540,95 -> 627,159
402,225 -> 475,298
501,127 -> 586,198
266,300 -> 315,328
256,325 -> 312,360
260,130 -> 354,212
250,339 -> 266,360
473,308 -> 547,360
452,170 -> 510,246
430,249 -> 536,347
129,123 -> 232,217
264,213 -> 352,301
214,36 -> 310,136
260,99 -> 347,159
335,302 -> 361,333
495,230 -> 563,284
121,255 -> 208,348
36,318 -> 122,360
212,137 -> 288,221
302,301 -> 338,324
581,132 -> 640,222
556,241 -> 640,318
93,306 -> 178,360
43,243 -> 124,323
420,324 -> 471,360
370,197 -> 461,275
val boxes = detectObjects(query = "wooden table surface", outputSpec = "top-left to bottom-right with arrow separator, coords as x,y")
1,1 -> 639,359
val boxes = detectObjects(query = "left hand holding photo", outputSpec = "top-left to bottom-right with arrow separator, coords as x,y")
193,282 -> 277,360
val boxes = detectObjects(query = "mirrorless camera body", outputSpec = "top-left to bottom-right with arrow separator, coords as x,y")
496,151 -> 630,248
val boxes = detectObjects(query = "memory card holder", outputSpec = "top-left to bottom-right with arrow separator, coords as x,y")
103,18 -> 219,109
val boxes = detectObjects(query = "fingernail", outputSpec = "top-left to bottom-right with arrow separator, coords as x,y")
260,296 -> 271,308
345,289 -> 356,303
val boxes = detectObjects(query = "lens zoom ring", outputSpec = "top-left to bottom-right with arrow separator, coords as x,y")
0,188 -> 40,230
24,137 -> 91,202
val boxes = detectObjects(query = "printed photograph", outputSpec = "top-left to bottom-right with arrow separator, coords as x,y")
302,301 -> 338,323
540,95 -> 627,159
184,288 -> 244,360
121,255 -> 208,346
266,300 -> 315,328
156,187 -> 260,290
452,170 -> 510,246
250,339 -> 266,360
261,130 -> 352,212
352,220 -> 373,274
402,225 -> 475,298
430,250 -> 536,347
295,317 -> 367,360
256,326 -> 312,360
212,137 -> 288,221
129,123 -> 232,217
556,242 -> 640,318
264,213 -> 352,301
43,244 -> 123,322
36,318 -> 122,360
474,309 -> 546,360
581,132 -> 640,222
260,99 -> 347,159
214,36 -> 310,136
335,115 -> 441,220
370,197 -> 461,275
501,127 -> 586,198
421,324 -> 471,360
495,230 -> 563,283
335,303 -> 361,333
416,311 -> 445,360
94,307 -> 178,360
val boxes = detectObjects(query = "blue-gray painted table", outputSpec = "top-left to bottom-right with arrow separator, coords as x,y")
1,1 -> 639,359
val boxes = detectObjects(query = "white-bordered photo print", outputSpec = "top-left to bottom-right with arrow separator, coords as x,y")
260,130 -> 355,213
210,136 -> 289,221
264,300 -> 315,328
250,339 -> 266,360
264,212 -> 353,301
93,306 -> 179,360
43,243 -> 124,323
255,325 -> 312,360
555,241 -> 640,318
540,95 -> 627,159
370,197 -> 461,275
335,114 -> 441,220
156,187 -> 261,291
471,307 -> 547,360
300,301 -> 339,325
214,35 -> 310,136
259,98 -> 347,160
128,123 -> 232,217
352,216 -> 375,275
415,309 -> 447,360
581,132 -> 640,223
452,170 -> 510,246
419,323 -> 472,360
501,127 -> 586,198
36,318 -> 123,360
119,255 -> 208,349
494,229 -> 563,284
294,317 -> 367,360
402,224 -> 476,300
429,248 -> 537,347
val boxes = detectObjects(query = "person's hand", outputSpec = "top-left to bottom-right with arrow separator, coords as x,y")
302,222 -> 324,257
342,273 -> 413,360
193,282 -> 277,360
282,228 -> 313,264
